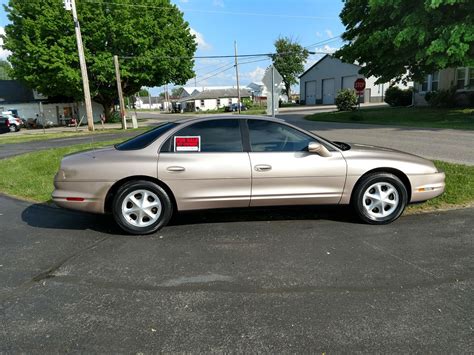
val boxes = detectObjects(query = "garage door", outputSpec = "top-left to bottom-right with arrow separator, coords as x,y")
305,81 -> 316,105
342,75 -> 357,90
322,78 -> 335,105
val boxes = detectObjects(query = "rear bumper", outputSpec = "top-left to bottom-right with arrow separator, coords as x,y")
408,171 -> 445,203
52,180 -> 113,214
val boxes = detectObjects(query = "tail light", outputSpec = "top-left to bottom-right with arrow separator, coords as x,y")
16,118 -> 21,124
5,120 -> 9,127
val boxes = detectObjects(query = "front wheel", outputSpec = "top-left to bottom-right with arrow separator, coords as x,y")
112,180 -> 173,235
352,173 -> 408,224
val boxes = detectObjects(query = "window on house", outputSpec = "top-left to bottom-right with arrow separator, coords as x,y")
431,71 -> 439,91
200,99 -> 205,107
228,98 -> 232,105
421,76 -> 429,92
217,98 -> 221,106
457,68 -> 466,89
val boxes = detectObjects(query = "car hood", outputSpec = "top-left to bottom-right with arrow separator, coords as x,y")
341,143 -> 438,175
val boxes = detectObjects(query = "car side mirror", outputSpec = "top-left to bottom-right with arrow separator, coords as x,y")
308,142 -> 332,157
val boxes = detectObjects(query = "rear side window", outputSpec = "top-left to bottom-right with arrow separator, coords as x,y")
162,119 -> 242,153
115,122 -> 178,150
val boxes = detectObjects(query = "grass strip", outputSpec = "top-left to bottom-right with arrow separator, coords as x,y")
306,107 -> 474,130
0,126 -> 149,145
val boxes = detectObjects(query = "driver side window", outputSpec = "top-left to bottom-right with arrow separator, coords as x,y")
248,120 -> 313,152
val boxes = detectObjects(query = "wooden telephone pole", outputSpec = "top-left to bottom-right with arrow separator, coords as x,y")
65,0 -> 94,131
234,41 -> 241,114
114,55 -> 127,130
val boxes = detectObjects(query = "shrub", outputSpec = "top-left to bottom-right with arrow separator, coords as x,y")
241,97 -> 254,109
384,86 -> 413,107
425,87 -> 457,108
335,89 -> 358,111
107,111 -> 122,123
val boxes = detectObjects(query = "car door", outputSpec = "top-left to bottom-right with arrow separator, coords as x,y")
158,119 -> 252,211
246,119 -> 347,206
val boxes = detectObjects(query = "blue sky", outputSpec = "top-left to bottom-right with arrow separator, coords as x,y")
0,0 -> 346,95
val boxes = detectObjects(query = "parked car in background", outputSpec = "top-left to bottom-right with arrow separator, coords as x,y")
0,116 -> 11,134
225,103 -> 247,112
1,112 -> 21,132
53,116 -> 445,235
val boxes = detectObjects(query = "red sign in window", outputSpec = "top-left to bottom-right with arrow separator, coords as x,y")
174,136 -> 201,152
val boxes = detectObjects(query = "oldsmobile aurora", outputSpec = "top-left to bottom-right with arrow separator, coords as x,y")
53,116 -> 445,234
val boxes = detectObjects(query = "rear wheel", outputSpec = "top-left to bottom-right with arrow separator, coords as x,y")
112,180 -> 173,235
352,173 -> 408,224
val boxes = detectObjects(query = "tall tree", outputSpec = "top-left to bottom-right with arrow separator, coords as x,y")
138,88 -> 150,97
336,0 -> 474,83
271,37 -> 309,97
3,0 -> 197,118
171,86 -> 184,98
0,59 -> 12,80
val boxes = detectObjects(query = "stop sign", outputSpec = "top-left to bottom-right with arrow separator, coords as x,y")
354,78 -> 366,92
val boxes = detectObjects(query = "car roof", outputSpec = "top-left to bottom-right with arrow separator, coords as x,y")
174,115 -> 286,125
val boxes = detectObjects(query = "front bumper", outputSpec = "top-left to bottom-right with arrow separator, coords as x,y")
408,171 -> 445,203
52,179 -> 114,214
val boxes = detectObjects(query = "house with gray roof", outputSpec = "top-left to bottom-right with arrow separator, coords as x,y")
179,88 -> 251,112
0,80 -> 103,125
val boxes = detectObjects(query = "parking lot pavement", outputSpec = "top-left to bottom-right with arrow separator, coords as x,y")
0,194 -> 472,352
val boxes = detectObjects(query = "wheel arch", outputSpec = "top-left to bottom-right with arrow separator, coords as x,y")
104,175 -> 177,214
350,167 -> 412,204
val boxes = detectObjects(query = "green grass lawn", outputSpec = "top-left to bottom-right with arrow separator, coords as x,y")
0,144 -> 472,215
0,140 -> 123,202
0,126 -> 149,145
306,107 -> 474,130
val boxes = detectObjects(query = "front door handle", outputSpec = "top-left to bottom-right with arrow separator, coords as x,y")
167,166 -> 185,172
254,164 -> 272,172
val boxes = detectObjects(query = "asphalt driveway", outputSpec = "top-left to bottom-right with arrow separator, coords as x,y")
0,195 -> 472,352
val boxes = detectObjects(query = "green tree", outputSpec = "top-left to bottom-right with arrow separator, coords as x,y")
271,37 -> 309,97
3,0 -> 197,118
336,0 -> 474,83
171,86 -> 184,98
138,88 -> 150,97
0,59 -> 12,80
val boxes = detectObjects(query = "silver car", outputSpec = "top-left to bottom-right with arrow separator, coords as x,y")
53,116 -> 445,234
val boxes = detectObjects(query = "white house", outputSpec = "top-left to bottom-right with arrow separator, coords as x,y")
299,55 -> 411,105
246,81 -> 288,102
0,80 -> 103,125
414,67 -> 474,106
179,88 -> 251,112
134,96 -> 172,111
179,86 -> 237,99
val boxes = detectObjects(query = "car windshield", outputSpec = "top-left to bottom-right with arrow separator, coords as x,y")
115,122 -> 179,150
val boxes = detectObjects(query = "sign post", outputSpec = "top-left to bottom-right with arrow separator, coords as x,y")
262,65 -> 283,117
354,78 -> 366,109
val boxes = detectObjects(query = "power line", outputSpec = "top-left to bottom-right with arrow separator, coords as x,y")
83,0 -> 338,20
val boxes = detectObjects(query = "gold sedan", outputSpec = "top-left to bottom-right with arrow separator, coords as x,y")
53,116 -> 445,234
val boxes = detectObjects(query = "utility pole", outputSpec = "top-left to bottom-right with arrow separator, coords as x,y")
66,0 -> 94,131
234,41 -> 241,114
271,65 -> 275,117
113,55 -> 127,129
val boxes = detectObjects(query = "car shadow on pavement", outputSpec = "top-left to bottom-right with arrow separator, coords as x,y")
21,203 -> 358,235
169,205 -> 357,227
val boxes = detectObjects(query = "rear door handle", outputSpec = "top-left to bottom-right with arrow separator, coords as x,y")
254,164 -> 272,172
167,166 -> 185,172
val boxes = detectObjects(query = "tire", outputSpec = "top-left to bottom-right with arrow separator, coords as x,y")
352,172 -> 408,225
112,180 -> 173,235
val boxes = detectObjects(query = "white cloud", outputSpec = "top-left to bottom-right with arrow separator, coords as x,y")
190,28 -> 212,51
315,31 -> 323,38
325,29 -> 334,38
213,0 -> 224,7
0,27 -> 12,60
243,66 -> 266,82
315,44 -> 338,54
